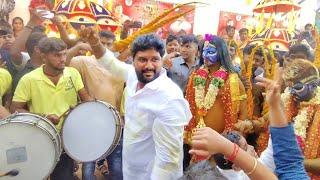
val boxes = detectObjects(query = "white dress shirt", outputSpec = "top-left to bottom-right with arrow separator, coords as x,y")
98,49 -> 192,180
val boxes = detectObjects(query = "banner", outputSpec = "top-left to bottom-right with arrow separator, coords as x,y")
217,11 -> 251,38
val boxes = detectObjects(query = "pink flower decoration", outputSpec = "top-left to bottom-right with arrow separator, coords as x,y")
204,34 -> 215,42
296,135 -> 305,150
213,70 -> 228,81
197,69 -> 209,78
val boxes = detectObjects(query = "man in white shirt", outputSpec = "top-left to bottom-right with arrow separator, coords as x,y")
83,28 -> 192,179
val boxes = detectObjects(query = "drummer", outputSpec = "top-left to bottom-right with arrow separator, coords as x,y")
0,67 -> 12,108
66,30 -> 125,179
10,37 -> 92,180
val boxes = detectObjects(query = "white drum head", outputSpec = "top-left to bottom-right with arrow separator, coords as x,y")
62,101 -> 117,162
0,122 -> 57,179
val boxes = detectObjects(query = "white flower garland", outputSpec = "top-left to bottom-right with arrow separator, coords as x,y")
195,83 -> 221,111
291,87 -> 320,139
293,108 -> 310,139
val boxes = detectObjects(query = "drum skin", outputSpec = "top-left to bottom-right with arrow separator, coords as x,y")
0,113 -> 61,180
62,101 -> 122,162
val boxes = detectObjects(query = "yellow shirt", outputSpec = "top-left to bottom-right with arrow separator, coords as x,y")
13,66 -> 84,131
0,68 -> 12,105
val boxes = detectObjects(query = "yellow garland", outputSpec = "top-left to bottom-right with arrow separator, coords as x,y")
314,30 -> 320,68
246,45 -> 260,119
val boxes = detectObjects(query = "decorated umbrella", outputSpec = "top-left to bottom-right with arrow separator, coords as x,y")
253,0 -> 301,13
53,0 -> 120,32
250,28 -> 297,52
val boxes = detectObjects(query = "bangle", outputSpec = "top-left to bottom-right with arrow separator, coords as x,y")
246,158 -> 258,175
226,143 -> 240,161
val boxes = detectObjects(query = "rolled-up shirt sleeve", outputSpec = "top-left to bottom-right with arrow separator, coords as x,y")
97,49 -> 133,81
151,98 -> 191,180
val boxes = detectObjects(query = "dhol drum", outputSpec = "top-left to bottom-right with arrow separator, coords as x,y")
0,113 -> 62,179
62,101 -> 122,162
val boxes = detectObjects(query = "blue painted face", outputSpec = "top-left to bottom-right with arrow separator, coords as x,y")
290,81 -> 317,102
202,44 -> 218,65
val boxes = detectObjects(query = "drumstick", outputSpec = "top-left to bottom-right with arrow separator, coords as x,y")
58,108 -> 72,120
0,169 -> 19,177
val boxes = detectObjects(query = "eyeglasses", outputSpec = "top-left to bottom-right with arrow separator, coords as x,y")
0,34 -> 13,39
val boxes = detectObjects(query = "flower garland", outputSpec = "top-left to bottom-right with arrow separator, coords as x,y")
293,107 -> 313,140
283,87 -> 320,149
193,67 -> 228,116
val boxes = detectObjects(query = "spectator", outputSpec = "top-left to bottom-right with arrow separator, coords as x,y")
283,44 -> 312,67
12,17 -> 24,38
164,35 -> 199,92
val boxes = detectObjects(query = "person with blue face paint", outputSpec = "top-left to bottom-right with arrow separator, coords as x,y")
183,34 -> 249,170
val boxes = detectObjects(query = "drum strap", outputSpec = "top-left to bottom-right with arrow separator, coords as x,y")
69,77 -> 82,103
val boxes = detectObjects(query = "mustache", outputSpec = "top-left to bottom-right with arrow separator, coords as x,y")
142,68 -> 156,73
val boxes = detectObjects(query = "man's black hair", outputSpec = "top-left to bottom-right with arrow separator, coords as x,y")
99,30 -> 116,40
38,37 -> 67,54
180,34 -> 198,46
226,25 -> 235,33
131,34 -> 165,58
26,32 -> 47,55
243,44 -> 256,55
213,131 -> 241,170
166,34 -> 181,45
305,23 -> 312,30
289,44 -> 311,59
239,28 -> 249,34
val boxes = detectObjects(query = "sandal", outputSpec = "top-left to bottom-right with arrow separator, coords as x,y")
97,160 -> 109,176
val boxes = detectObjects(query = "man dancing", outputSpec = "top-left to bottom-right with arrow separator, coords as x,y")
84,28 -> 192,179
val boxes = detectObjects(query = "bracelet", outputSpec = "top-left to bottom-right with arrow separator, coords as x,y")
226,143 -> 240,161
246,158 -> 258,175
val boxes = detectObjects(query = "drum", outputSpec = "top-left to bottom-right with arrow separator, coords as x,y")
62,101 -> 122,162
0,113 -> 62,179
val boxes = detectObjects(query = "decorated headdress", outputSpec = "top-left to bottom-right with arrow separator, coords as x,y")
283,59 -> 319,84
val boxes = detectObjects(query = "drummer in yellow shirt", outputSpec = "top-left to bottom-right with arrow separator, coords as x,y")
10,37 -> 92,180
0,68 -> 11,118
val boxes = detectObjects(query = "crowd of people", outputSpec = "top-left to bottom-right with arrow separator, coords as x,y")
0,7 -> 319,180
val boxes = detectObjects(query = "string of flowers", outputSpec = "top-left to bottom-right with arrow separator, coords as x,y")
193,67 -> 228,116
283,87 -> 320,152
245,45 -> 260,119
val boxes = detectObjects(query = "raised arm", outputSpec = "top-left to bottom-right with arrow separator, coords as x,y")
65,42 -> 92,66
190,127 -> 277,180
81,27 -> 132,81
9,8 -> 44,65
51,15 -> 77,48
255,65 -> 309,179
